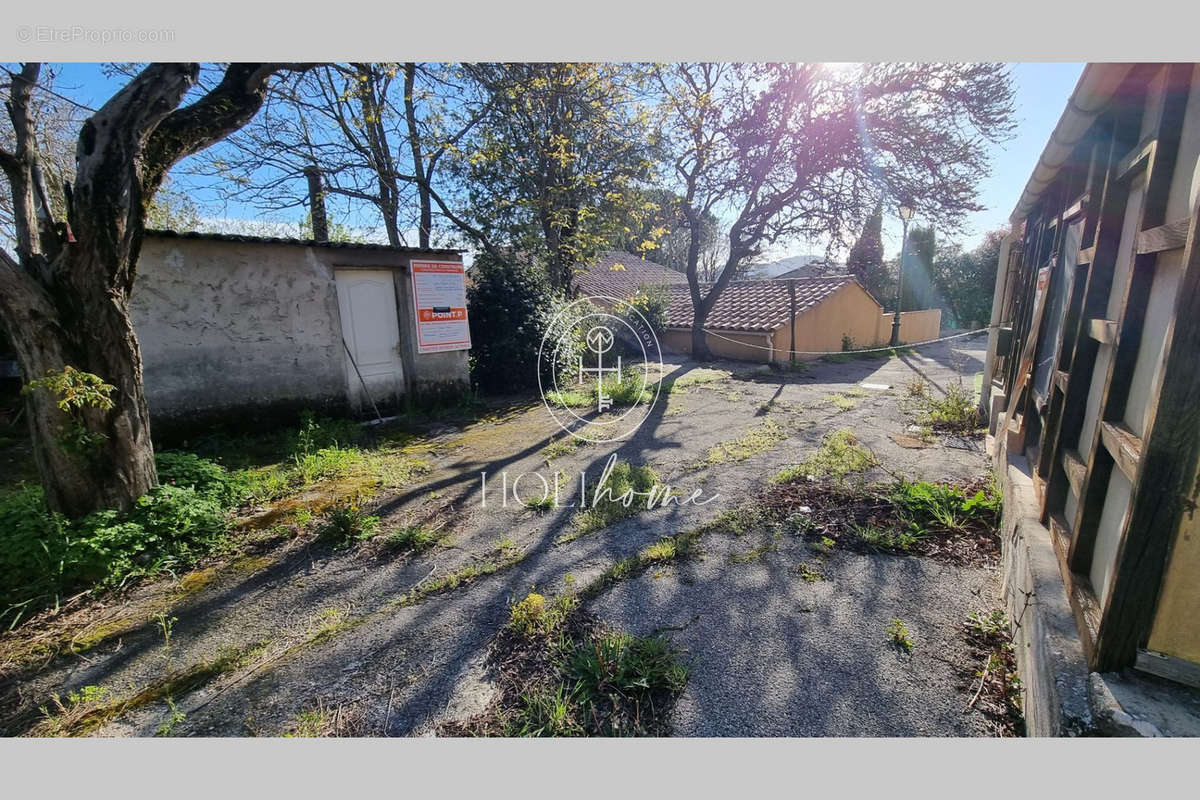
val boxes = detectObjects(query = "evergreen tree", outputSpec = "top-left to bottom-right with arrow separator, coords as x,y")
846,202 -> 889,301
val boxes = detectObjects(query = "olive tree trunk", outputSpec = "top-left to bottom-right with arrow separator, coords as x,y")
0,62 -> 303,517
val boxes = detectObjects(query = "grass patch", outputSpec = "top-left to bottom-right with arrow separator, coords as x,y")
579,530 -> 702,601
826,393 -> 859,412
730,542 -> 777,563
700,505 -> 775,537
572,461 -> 661,536
662,367 -> 731,394
542,437 -> 582,461
775,429 -> 877,483
705,417 -> 788,465
382,523 -> 443,554
920,381 -> 981,434
446,593 -> 688,737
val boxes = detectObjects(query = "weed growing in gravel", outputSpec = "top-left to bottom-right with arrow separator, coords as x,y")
795,562 -> 824,582
285,706 -> 335,738
507,591 -> 579,638
705,418 -> 788,465
454,607 -> 689,737
730,542 -> 777,563
853,523 -> 919,553
155,697 -> 186,737
777,429 -> 877,482
920,381 -> 981,433
573,461 -> 661,535
888,619 -> 916,653
383,523 -> 442,554
579,530 -> 702,601
316,499 -> 380,546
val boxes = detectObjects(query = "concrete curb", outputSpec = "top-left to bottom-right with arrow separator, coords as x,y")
996,444 -> 1096,736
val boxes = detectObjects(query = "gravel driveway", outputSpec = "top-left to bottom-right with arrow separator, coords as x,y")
1,334 -> 1005,737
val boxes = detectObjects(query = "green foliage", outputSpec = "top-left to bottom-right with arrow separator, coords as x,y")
23,366 -> 115,413
846,201 -> 890,301
0,474 -> 233,625
622,283 -> 669,334
155,451 -> 250,507
921,381 -> 981,433
888,619 -> 916,653
466,253 -> 558,394
452,63 -> 657,291
23,366 -> 116,455
316,499 -> 380,547
967,609 -> 1010,637
576,461 -> 661,533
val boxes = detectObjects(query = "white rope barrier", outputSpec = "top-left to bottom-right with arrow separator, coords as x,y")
697,325 -> 994,357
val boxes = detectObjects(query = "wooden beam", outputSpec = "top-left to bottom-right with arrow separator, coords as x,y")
1062,449 -> 1087,498
1136,650 -> 1200,689
1049,513 -> 1102,661
1115,136 -> 1155,182
1088,318 -> 1117,343
1054,369 -> 1069,392
1092,63 -> 1199,672
1100,421 -> 1143,482
1136,216 -> 1191,254
1063,193 -> 1089,222
1077,246 -> 1096,266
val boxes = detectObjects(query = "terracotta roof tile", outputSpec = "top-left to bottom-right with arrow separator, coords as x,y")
574,250 -> 689,300
665,276 -> 858,332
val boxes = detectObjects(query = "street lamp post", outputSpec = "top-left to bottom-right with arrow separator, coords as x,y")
890,204 -> 914,347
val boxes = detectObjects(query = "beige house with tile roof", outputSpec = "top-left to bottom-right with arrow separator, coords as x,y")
575,251 -> 940,362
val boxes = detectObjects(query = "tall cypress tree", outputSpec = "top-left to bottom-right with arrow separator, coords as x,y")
846,202 -> 889,301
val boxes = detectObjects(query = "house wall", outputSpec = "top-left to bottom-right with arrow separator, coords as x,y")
774,283 -> 884,356
662,282 -> 923,363
131,236 -> 468,424
874,310 -> 943,346
660,328 -> 773,362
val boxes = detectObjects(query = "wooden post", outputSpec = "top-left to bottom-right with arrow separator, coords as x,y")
788,279 -> 797,367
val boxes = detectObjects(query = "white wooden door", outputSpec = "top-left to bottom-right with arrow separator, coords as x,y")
335,269 -> 405,408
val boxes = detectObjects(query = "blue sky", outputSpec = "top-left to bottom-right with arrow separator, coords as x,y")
35,62 -> 1085,255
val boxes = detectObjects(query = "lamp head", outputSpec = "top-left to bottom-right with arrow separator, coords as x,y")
898,204 -> 914,222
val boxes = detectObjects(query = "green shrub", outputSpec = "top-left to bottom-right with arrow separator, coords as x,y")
467,254 -> 560,394
622,283 -> 669,334
0,482 -> 230,625
156,451 -> 249,507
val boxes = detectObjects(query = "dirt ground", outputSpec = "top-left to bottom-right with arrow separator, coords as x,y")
1,334 -> 1009,737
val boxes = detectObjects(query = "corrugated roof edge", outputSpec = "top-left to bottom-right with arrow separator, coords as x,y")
144,229 -> 463,256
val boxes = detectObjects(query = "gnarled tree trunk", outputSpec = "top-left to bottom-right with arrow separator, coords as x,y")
0,62 -> 303,517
